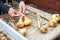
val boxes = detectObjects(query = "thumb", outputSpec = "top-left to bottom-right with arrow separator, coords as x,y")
13,11 -> 20,16
19,6 -> 23,13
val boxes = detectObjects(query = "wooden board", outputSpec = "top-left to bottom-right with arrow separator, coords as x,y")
0,5 -> 60,40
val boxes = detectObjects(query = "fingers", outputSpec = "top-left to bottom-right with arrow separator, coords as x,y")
19,1 -> 26,13
19,5 -> 26,13
8,8 -> 19,18
14,11 -> 21,16
22,5 -> 26,13
8,2 -> 26,18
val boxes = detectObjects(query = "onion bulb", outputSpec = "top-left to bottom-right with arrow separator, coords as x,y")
19,28 -> 27,35
40,25 -> 48,33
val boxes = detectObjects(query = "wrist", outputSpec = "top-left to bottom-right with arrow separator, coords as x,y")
8,7 -> 12,14
19,1 -> 25,4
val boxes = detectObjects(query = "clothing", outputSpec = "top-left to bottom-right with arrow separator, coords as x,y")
0,0 -> 25,14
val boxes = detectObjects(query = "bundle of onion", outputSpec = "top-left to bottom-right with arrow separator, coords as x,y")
16,14 -> 32,28
51,14 -> 60,22
39,25 -> 48,33
16,16 -> 24,28
24,16 -> 32,26
49,14 -> 60,27
18,28 -> 27,35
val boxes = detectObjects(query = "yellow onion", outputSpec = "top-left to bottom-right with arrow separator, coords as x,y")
19,28 -> 27,35
24,16 -> 32,26
49,20 -> 57,27
16,16 -> 24,28
40,25 -> 48,33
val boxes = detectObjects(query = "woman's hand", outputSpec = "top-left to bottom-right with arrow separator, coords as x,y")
8,8 -> 20,18
19,1 -> 26,13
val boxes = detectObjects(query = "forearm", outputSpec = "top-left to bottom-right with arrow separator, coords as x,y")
0,1 -> 10,14
15,0 -> 26,3
0,0 -> 6,3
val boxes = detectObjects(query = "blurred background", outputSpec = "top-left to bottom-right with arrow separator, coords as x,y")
26,0 -> 60,14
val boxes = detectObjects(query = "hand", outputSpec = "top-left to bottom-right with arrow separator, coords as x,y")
8,8 -> 20,18
19,1 -> 26,13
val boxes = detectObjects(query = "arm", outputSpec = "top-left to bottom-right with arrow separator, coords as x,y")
7,0 -> 26,3
0,1 -> 10,14
15,0 -> 26,3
